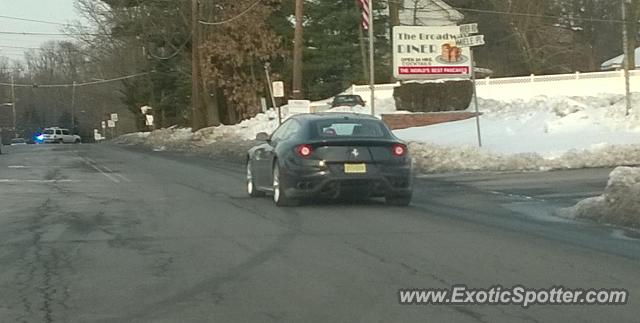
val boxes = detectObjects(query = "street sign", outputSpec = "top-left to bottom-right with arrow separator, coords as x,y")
101,121 -> 106,128
459,23 -> 478,35
456,35 -> 485,48
393,26 -> 472,79
107,120 -> 116,128
140,106 -> 152,114
272,81 -> 285,98
110,113 -> 119,122
145,115 -> 154,126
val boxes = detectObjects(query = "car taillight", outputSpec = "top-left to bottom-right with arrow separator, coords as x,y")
391,144 -> 407,157
295,144 -> 313,158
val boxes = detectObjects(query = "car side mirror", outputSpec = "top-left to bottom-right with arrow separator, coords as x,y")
255,132 -> 270,141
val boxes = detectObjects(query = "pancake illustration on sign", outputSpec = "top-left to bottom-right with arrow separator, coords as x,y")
436,42 -> 468,64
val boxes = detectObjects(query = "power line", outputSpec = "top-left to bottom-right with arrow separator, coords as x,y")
0,45 -> 41,50
450,7 -> 626,24
0,15 -> 89,28
0,31 -> 102,37
401,6 -> 626,24
198,0 -> 263,26
0,71 -> 151,88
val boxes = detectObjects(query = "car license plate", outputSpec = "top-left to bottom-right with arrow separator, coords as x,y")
344,163 -> 366,173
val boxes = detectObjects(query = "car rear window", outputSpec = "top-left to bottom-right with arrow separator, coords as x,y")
312,119 -> 390,139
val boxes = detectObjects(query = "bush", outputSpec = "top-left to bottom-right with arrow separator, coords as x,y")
393,81 -> 474,112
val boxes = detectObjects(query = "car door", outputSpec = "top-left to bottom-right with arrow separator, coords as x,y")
61,129 -> 72,143
55,129 -> 63,142
263,120 -> 303,185
253,120 -> 299,187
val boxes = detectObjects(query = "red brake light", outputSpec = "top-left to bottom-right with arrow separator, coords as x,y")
295,144 -> 313,158
391,144 -> 406,157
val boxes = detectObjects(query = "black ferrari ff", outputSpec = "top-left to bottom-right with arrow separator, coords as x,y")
246,113 -> 412,206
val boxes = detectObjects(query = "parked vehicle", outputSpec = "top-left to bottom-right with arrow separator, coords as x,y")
246,113 -> 412,206
330,94 -> 366,108
40,127 -> 82,144
10,138 -> 27,145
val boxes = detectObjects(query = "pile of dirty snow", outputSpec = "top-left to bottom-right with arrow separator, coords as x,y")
193,109 -> 283,143
566,167 -> 640,229
114,127 -> 194,151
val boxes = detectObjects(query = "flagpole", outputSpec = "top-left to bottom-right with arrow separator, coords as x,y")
368,0 -> 375,116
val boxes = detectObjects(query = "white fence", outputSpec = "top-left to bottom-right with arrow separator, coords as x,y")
344,70 -> 640,101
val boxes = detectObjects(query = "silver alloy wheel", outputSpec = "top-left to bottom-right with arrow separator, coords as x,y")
273,166 -> 280,203
246,163 -> 253,195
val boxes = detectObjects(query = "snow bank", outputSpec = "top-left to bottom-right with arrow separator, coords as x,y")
567,167 -> 640,229
409,142 -> 640,173
114,92 -> 640,174
395,94 -> 640,157
193,112 -> 280,143
114,127 -> 193,151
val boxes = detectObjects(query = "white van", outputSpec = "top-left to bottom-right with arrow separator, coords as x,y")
41,127 -> 82,144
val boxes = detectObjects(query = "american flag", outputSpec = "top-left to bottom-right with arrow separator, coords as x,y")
358,0 -> 370,30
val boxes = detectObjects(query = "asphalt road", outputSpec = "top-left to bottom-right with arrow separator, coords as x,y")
0,143 -> 638,323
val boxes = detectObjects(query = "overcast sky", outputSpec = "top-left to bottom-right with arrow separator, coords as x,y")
0,0 -> 82,60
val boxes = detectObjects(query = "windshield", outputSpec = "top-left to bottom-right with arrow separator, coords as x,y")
312,119 -> 390,139
43,129 -> 54,135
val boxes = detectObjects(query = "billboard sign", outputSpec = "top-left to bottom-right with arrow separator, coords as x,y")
393,26 -> 471,79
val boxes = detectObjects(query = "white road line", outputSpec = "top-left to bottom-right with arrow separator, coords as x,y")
8,165 -> 31,169
0,179 -> 76,183
83,158 -> 120,183
99,164 -> 132,183
83,156 -> 132,183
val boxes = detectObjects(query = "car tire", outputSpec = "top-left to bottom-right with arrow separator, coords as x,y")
74,139 -> 81,144
57,139 -> 63,144
272,162 -> 298,207
385,194 -> 412,206
247,160 -> 265,197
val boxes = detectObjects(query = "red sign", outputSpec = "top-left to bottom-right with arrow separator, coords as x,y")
398,66 -> 470,75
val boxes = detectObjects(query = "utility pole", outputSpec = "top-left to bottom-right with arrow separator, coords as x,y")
388,0 -> 400,83
292,0 -> 304,99
622,0 -> 632,116
389,0 -> 400,29
10,75 -> 16,138
71,81 -> 77,131
191,0 -> 204,129
358,18 -> 369,82
368,0 -> 375,116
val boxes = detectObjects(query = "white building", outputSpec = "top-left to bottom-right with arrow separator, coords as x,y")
397,0 -> 464,26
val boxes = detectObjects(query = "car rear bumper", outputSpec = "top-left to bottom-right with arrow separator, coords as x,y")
280,161 -> 412,199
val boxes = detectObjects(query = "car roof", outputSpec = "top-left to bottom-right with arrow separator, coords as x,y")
290,112 -> 380,122
334,94 -> 362,98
